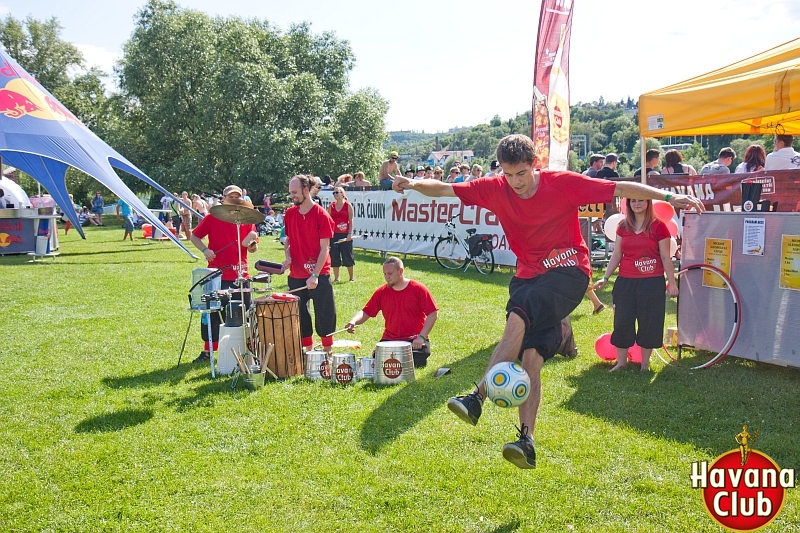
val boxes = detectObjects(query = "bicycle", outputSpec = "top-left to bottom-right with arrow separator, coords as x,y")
433,214 -> 495,274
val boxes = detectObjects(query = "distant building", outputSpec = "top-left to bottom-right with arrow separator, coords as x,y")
426,150 -> 475,167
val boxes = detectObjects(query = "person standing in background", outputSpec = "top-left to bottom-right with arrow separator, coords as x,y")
593,198 -> 679,372
91,191 -> 104,226
328,186 -> 355,283
116,198 -> 135,241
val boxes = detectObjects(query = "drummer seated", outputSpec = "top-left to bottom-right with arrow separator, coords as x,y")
344,256 -> 438,368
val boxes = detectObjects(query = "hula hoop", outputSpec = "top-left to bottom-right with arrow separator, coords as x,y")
676,263 -> 741,370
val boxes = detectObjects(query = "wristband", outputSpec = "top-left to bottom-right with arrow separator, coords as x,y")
311,273 -> 318,279
417,334 -> 428,341
664,193 -> 672,202
603,277 -> 609,283
202,247 -> 208,253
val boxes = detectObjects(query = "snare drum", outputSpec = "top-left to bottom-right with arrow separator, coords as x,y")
330,353 -> 356,385
305,350 -> 330,381
253,295 -> 304,378
190,268 -> 221,311
374,341 -> 415,385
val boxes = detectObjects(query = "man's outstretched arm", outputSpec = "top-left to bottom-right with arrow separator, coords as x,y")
614,181 -> 705,213
393,176 -> 457,197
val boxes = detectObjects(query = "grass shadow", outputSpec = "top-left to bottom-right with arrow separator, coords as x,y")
74,408 -> 153,433
561,356 -> 800,465
359,348 -> 490,455
102,360 -> 196,389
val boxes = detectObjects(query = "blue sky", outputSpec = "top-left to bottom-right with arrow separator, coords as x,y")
2,0 -> 799,132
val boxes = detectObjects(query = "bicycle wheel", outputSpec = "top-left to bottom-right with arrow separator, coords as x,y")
472,248 -> 495,274
434,236 -> 469,270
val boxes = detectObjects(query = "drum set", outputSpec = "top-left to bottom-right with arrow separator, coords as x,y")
177,200 -> 416,388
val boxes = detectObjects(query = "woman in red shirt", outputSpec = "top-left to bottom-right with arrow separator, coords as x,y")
594,198 -> 679,371
328,186 -> 355,282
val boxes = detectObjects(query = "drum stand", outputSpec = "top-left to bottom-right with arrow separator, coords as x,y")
177,305 -> 218,378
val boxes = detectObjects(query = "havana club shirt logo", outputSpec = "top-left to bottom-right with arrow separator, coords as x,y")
542,247 -> 577,269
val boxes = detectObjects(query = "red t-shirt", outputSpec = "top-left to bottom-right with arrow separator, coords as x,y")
329,201 -> 351,234
285,203 -> 335,278
192,215 -> 256,281
362,280 -> 439,341
453,171 -> 616,278
616,218 -> 671,278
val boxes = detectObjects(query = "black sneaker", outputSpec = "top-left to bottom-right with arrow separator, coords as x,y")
192,351 -> 210,363
447,388 -> 483,426
502,424 -> 536,469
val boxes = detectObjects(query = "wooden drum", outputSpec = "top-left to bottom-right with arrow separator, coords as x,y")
253,295 -> 303,378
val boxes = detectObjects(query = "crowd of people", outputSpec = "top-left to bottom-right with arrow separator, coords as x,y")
583,134 -> 800,179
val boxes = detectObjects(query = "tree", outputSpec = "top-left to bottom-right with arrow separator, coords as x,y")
0,15 -> 82,92
116,0 -> 384,196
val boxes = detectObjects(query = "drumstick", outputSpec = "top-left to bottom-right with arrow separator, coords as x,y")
334,235 -> 364,245
261,343 -> 277,379
211,240 -> 236,255
323,326 -> 354,338
285,285 -> 310,294
232,347 -> 249,374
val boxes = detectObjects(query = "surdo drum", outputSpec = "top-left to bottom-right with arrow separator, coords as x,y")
374,341 -> 415,385
253,295 -> 304,378
330,353 -> 357,385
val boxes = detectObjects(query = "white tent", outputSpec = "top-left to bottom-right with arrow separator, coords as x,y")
0,174 -> 31,208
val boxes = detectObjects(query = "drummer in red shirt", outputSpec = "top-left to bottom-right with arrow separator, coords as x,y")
393,134 -> 704,469
189,185 -> 259,363
283,175 -> 337,354
344,256 -> 438,368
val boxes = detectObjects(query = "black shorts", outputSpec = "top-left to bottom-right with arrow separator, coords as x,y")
330,233 -> 355,268
506,267 -> 589,361
611,276 -> 666,349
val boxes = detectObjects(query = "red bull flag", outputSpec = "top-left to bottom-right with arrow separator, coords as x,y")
532,0 -> 574,171
0,49 -> 198,257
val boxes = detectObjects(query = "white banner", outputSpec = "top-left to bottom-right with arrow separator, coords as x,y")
319,189 -> 519,266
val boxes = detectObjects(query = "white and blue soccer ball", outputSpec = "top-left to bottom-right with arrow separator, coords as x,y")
484,361 -> 530,408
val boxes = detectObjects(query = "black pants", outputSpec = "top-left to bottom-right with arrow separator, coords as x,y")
611,276 -> 666,349
506,267 -> 589,360
288,275 -> 337,344
330,233 -> 355,268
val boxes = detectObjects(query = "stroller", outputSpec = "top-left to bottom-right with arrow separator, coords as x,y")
257,220 -> 282,236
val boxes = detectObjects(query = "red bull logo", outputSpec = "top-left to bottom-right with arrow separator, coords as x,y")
0,88 -> 42,118
0,232 -> 23,247
0,74 -> 83,126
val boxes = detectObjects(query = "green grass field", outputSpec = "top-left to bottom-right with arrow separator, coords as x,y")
1,226 -> 798,532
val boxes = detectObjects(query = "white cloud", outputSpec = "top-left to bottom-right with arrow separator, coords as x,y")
74,43 -> 119,91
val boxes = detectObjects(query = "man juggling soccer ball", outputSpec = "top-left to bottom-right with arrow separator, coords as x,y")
393,134 -> 704,468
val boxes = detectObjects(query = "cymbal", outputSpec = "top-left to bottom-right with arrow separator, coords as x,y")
210,203 -> 265,224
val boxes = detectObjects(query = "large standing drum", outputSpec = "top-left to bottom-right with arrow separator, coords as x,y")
253,295 -> 303,378
190,268 -> 221,310
374,341 -> 415,385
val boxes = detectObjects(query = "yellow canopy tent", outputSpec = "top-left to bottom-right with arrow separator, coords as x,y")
638,37 -> 800,137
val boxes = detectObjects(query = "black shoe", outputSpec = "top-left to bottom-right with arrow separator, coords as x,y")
192,351 -> 210,363
447,388 -> 483,426
502,424 -> 536,469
